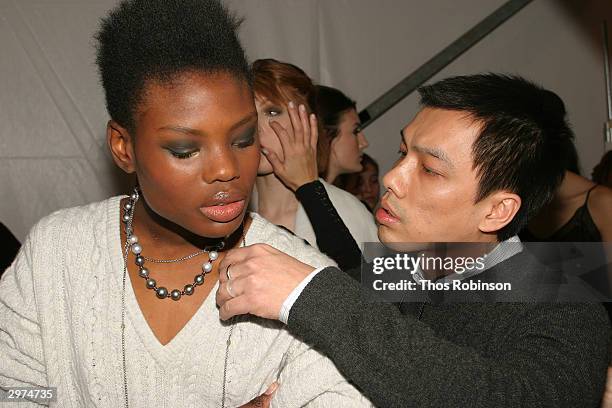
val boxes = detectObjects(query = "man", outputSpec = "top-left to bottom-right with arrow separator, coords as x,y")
216,74 -> 610,407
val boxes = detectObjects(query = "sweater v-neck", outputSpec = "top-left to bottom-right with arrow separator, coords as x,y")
105,196 -> 253,365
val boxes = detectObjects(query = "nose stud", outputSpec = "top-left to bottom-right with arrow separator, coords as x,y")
214,191 -> 230,200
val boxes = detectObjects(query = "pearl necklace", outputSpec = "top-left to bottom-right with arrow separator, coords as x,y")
122,187 -> 224,301
120,187 -> 244,407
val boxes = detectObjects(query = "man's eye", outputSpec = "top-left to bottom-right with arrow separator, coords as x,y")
422,165 -> 438,176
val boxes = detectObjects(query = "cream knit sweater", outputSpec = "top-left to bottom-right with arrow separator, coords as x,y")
0,197 -> 372,407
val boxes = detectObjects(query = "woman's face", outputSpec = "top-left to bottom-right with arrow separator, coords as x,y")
357,162 -> 380,210
254,96 -> 292,175
329,108 -> 369,175
126,71 -> 259,238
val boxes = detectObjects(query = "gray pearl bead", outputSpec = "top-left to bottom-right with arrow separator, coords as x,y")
130,192 -> 138,200
146,278 -> 156,289
156,287 -> 168,299
184,284 -> 194,295
125,226 -> 133,236
122,214 -> 131,223
138,268 -> 149,278
194,274 -> 205,285
135,255 -> 145,266
170,290 -> 181,301
209,251 -> 218,261
202,262 -> 213,273
131,243 -> 142,255
124,202 -> 133,211
128,235 -> 138,245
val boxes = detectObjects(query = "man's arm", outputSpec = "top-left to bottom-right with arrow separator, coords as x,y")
288,267 -> 610,408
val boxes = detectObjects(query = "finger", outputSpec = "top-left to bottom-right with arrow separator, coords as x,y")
299,104 -> 310,148
215,281 -> 231,308
242,394 -> 273,408
219,295 -> 251,320
262,148 -> 284,174
309,113 -> 319,149
218,248 -> 252,281
264,382 -> 279,396
287,101 -> 303,144
269,120 -> 292,156
215,277 -> 239,306
218,272 -> 249,304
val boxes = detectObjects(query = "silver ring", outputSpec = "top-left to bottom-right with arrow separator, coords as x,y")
226,280 -> 236,298
225,264 -> 233,281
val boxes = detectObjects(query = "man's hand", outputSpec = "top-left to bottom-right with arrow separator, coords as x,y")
238,382 -> 278,408
216,243 -> 316,321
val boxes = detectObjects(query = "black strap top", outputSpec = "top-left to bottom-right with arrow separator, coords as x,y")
520,185 -> 602,242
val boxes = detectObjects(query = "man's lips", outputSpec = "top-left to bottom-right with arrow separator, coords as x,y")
375,200 -> 400,225
199,199 -> 245,223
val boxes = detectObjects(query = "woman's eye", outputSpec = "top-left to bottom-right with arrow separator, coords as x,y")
168,149 -> 198,159
266,108 -> 281,117
234,136 -> 256,148
397,149 -> 407,157
233,128 -> 257,148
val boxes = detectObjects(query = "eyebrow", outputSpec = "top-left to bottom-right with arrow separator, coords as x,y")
399,129 -> 453,168
159,112 -> 257,136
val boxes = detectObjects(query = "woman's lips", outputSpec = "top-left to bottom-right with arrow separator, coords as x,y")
199,200 -> 245,223
375,206 -> 400,225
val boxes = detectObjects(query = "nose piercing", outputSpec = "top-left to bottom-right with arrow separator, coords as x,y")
214,191 -> 230,200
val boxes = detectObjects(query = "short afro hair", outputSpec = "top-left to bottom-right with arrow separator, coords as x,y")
95,0 -> 250,131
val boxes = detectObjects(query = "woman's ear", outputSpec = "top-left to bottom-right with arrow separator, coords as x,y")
107,120 -> 136,174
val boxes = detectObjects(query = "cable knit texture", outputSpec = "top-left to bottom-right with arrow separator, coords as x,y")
0,196 -> 373,407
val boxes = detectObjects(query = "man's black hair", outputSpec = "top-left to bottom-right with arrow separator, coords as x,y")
95,0 -> 250,131
418,74 -> 575,240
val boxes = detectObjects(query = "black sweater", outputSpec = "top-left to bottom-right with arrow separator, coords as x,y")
288,249 -> 610,407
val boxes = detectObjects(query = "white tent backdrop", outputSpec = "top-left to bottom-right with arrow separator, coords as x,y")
1,0 -> 611,241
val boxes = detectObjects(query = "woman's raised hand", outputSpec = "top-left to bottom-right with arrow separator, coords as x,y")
262,101 -> 319,192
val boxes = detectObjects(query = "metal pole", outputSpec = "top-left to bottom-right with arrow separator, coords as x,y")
359,0 -> 533,129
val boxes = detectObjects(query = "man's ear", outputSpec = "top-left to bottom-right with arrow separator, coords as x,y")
478,191 -> 522,235
107,120 -> 136,174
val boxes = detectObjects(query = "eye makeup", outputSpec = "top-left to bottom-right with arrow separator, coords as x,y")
163,141 -> 199,159
233,126 -> 257,148
261,103 -> 283,118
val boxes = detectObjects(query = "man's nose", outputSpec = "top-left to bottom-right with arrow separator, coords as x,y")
383,159 -> 411,199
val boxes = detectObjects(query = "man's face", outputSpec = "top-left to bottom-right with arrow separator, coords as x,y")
376,107 -> 492,243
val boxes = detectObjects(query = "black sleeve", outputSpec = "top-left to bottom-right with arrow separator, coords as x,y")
288,267 -> 610,408
295,181 -> 363,274
0,223 -> 21,276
